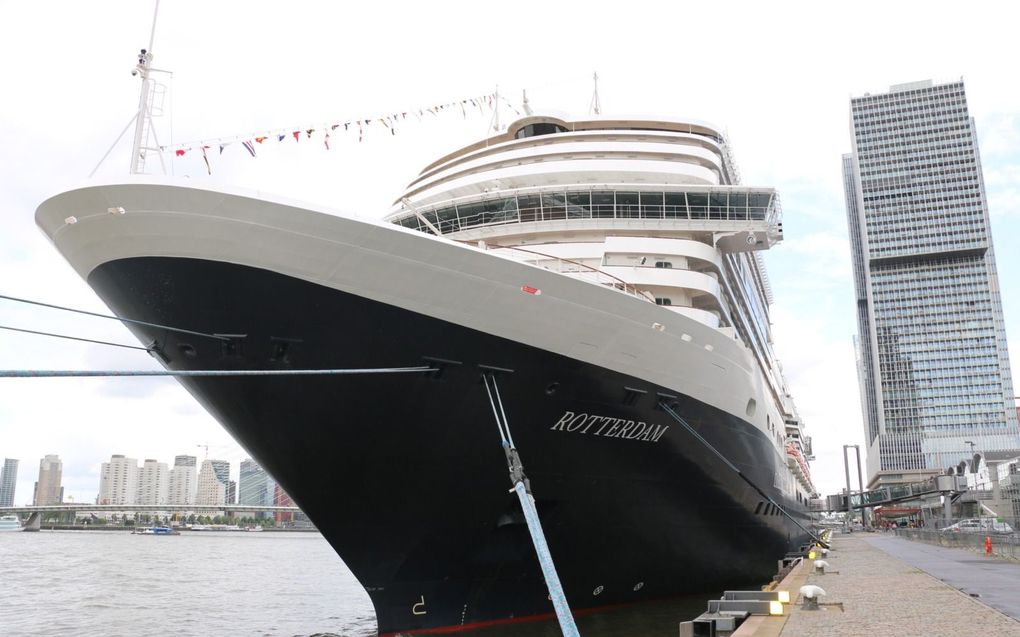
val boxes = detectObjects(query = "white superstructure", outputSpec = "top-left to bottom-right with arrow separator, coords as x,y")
387,114 -> 816,497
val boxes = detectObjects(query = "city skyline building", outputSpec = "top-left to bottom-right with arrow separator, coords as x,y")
196,459 -> 226,506
32,454 -> 63,506
97,455 -> 139,505
239,458 -> 276,518
843,79 -> 1020,488
136,458 -> 169,505
168,454 -> 198,506
0,458 -> 18,506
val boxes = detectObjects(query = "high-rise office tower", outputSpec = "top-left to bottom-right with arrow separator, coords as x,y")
98,455 -> 139,505
239,459 -> 276,517
843,79 -> 1020,487
169,455 -> 198,505
33,454 -> 63,505
196,459 -> 226,506
209,459 -> 230,499
136,459 -> 169,505
0,458 -> 19,506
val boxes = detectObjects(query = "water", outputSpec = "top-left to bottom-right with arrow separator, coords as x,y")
1,530 -> 376,637
0,530 -> 711,636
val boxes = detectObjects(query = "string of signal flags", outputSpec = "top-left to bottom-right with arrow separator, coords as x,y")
162,91 -> 526,175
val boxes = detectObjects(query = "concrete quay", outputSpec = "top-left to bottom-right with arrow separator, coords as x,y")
732,533 -> 1020,637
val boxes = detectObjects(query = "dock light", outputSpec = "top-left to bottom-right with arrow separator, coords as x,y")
808,550 -> 817,559
768,600 -> 784,616
64,216 -> 78,225
108,206 -> 125,215
799,585 -> 826,611
777,590 -> 790,604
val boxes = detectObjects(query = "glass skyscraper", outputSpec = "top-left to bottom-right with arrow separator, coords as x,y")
0,458 -> 18,507
843,79 -> 1020,487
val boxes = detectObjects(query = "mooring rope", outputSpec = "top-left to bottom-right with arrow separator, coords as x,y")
0,293 -> 235,342
658,401 -> 830,549
482,372 -> 581,637
0,324 -> 152,352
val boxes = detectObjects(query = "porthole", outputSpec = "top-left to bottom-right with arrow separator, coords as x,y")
593,585 -> 604,596
633,582 -> 644,591
545,382 -> 560,395
178,343 -> 197,358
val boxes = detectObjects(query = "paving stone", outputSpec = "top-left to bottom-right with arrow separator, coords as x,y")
777,534 -> 1020,636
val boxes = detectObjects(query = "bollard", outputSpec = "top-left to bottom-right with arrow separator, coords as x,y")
985,536 -> 992,555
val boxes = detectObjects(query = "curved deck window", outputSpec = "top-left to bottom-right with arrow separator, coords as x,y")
392,188 -> 776,235
514,122 -> 569,139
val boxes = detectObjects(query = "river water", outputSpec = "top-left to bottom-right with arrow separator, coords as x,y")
0,530 -> 712,636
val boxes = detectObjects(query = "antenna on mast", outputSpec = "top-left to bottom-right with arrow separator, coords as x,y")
129,0 -> 168,175
89,0 -> 171,178
589,72 -> 602,116
522,89 -> 533,116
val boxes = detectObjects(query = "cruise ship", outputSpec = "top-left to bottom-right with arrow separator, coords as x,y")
36,113 -> 817,634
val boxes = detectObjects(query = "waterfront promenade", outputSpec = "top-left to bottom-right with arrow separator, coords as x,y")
736,533 -> 1020,637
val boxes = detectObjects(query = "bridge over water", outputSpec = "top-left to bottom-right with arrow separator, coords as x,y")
0,504 -> 302,531
0,504 -> 299,515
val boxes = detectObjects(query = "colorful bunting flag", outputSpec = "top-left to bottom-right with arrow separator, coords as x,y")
163,90 -> 497,163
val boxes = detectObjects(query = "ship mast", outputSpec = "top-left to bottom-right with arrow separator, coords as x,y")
87,0 -> 170,179
129,0 -> 167,175
589,72 -> 602,116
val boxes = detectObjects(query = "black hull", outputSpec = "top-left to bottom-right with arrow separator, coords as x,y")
89,256 -> 811,635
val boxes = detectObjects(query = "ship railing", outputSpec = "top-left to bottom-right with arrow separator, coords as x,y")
391,184 -> 781,237
480,243 -> 655,303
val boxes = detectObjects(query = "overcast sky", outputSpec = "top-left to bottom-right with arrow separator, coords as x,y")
1,0 -> 1019,504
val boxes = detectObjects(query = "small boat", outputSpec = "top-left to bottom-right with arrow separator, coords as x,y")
0,515 -> 22,532
132,526 -> 180,535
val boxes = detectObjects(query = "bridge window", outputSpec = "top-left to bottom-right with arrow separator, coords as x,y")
654,261 -> 673,269
592,192 -> 615,218
393,187 -> 776,234
518,194 -> 541,223
566,191 -> 591,218
541,192 -> 566,220
664,192 -> 688,219
616,192 -> 640,218
640,192 -> 664,218
687,193 -> 708,219
655,297 -> 672,306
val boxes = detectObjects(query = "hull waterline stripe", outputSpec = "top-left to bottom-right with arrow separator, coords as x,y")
658,401 -> 829,549
0,366 -> 435,378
